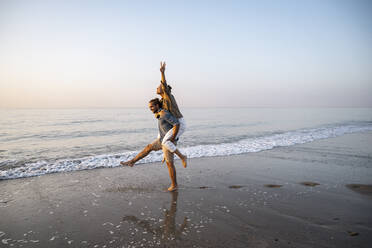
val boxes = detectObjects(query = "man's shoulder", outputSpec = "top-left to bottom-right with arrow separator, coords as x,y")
159,110 -> 178,124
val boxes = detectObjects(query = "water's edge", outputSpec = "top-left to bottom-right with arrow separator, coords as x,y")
1,123 -> 371,180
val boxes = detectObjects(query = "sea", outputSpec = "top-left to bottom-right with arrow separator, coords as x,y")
1,108 -> 372,180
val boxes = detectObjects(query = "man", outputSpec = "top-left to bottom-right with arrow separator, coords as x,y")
120,98 -> 180,192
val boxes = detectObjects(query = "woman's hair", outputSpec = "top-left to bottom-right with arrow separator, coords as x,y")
167,84 -> 172,92
149,98 -> 162,108
160,83 -> 172,94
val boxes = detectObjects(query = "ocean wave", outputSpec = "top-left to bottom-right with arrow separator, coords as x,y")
1,123 -> 372,180
188,121 -> 264,130
0,128 -> 156,142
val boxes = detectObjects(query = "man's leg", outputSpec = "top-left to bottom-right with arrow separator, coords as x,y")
120,139 -> 161,167
163,146 -> 177,191
166,160 -> 177,191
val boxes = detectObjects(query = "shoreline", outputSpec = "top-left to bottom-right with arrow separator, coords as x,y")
1,132 -> 372,247
2,124 -> 372,181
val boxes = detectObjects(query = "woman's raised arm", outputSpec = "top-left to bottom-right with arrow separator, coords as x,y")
160,61 -> 167,85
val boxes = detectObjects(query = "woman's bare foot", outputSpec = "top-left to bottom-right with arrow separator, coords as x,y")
120,161 -> 134,167
180,155 -> 187,168
168,185 -> 178,192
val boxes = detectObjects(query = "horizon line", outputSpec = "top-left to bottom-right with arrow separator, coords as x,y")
1,106 -> 372,110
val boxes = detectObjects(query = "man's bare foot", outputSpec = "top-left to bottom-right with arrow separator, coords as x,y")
120,161 -> 134,167
168,185 -> 178,192
181,155 -> 187,168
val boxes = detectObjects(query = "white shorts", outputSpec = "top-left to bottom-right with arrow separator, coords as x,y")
162,117 -> 186,153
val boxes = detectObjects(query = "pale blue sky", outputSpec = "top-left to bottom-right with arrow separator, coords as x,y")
0,0 -> 371,108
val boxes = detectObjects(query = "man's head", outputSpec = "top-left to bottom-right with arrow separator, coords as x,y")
149,98 -> 161,113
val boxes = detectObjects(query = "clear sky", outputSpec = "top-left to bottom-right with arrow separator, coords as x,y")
1,0 -> 371,108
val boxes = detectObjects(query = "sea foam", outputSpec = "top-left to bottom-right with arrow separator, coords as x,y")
1,123 -> 371,180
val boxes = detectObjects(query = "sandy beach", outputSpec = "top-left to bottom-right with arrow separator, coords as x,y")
1,132 -> 372,248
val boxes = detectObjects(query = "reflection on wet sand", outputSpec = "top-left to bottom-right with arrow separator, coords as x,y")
122,191 -> 188,245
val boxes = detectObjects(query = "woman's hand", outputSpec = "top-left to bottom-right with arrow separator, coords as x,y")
160,61 -> 166,73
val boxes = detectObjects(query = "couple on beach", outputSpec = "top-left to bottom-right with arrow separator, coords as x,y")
120,62 -> 187,192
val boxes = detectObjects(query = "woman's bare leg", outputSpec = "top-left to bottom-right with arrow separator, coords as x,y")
174,149 -> 187,168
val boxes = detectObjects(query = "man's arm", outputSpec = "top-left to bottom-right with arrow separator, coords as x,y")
162,111 -> 179,142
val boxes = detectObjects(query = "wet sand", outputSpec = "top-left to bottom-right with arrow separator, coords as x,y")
1,132 -> 372,247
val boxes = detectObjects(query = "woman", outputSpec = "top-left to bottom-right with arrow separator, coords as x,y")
157,62 -> 187,168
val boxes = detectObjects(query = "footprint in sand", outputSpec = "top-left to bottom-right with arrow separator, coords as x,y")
199,186 -> 210,189
300,181 -> 320,187
346,184 -> 372,196
228,185 -> 244,189
347,231 -> 359,236
264,184 -> 283,188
